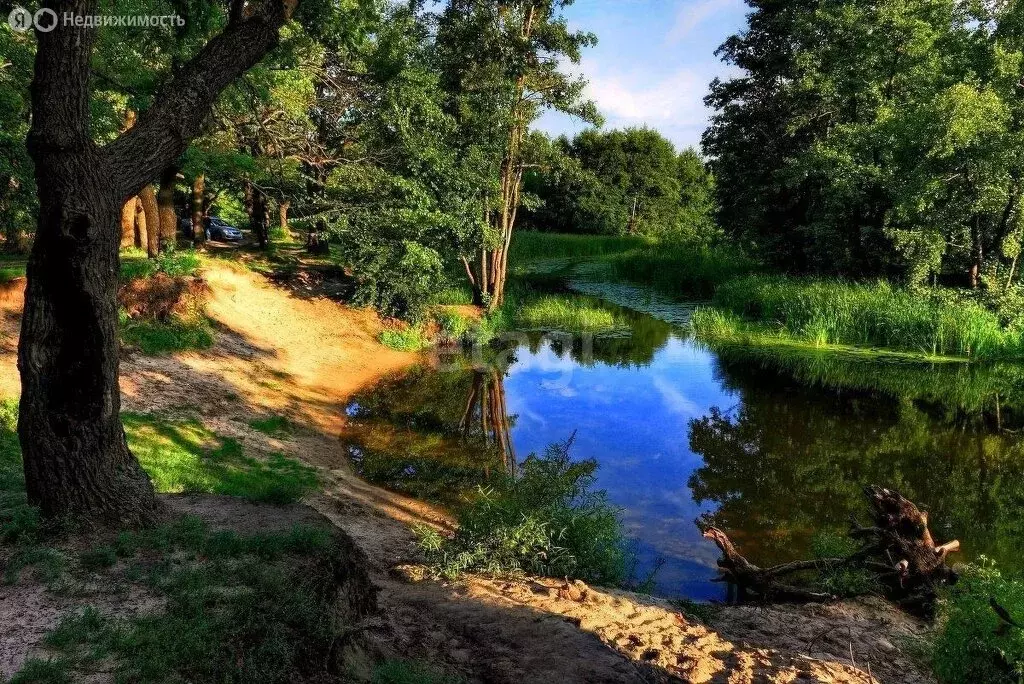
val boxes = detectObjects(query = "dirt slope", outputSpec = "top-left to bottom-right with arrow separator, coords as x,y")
0,260 -> 935,684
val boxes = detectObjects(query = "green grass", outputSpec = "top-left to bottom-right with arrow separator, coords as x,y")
604,243 -> 757,299
510,232 -> 653,262
705,276 -> 1024,360
119,311 -> 215,355
379,326 -> 431,351
372,660 -> 466,684
13,517 -> 352,684
416,438 -> 628,586
123,412 -> 318,505
118,248 -> 213,355
120,248 -> 202,282
248,414 -> 293,437
513,294 -> 624,332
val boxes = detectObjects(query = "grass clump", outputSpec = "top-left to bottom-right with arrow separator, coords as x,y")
249,414 -> 293,436
606,242 -> 757,299
14,517 -> 351,684
119,310 -> 215,355
120,248 -> 202,282
709,275 -> 1024,359
933,557 -> 1024,683
510,232 -> 652,262
372,660 -> 466,684
416,438 -> 628,586
0,398 -> 39,545
809,531 -> 879,597
123,413 -> 318,504
379,326 -> 431,352
513,294 -> 623,333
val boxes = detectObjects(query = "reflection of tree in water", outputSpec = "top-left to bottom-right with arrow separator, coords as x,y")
342,360 -> 518,506
460,368 -> 516,475
688,352 -> 1024,572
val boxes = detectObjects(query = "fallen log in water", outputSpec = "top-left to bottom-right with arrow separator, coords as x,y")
700,485 -> 960,613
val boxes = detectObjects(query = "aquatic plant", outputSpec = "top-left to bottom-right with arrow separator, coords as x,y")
708,276 -> 1024,359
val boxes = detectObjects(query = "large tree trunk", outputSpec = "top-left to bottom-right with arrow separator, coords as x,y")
20,0 -> 298,527
191,174 -> 205,245
20,4 -> 158,525
157,166 -> 178,252
252,190 -> 270,249
139,185 -> 159,258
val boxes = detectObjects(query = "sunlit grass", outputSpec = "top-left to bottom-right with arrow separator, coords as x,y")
379,326 -> 431,351
510,232 -> 653,262
709,276 -> 1024,360
514,294 -> 623,332
119,311 -> 215,355
123,413 -> 317,504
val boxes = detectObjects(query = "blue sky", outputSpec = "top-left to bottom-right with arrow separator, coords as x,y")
535,0 -> 749,152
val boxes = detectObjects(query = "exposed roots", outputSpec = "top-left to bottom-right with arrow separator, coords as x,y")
700,485 -> 960,614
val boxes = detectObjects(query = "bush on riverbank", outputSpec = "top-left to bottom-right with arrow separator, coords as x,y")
933,558 -> 1024,683
605,243 -> 756,299
417,439 -> 628,586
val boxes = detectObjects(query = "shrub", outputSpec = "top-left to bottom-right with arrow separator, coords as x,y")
417,439 -> 628,585
933,558 -> 1024,683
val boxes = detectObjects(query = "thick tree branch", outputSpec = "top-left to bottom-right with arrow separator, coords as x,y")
105,0 -> 299,201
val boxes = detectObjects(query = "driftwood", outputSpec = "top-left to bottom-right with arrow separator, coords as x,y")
701,486 -> 960,613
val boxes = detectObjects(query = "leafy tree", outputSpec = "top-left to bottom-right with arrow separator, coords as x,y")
524,128 -> 716,239
704,0 -> 1024,285
434,0 -> 599,309
16,0 -> 352,526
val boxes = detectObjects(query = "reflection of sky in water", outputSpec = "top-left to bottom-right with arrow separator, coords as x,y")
504,335 -> 736,599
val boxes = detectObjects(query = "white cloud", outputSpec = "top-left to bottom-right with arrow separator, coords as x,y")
666,0 -> 745,44
651,376 -> 702,418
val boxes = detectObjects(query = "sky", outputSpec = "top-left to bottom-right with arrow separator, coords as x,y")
534,0 -> 750,152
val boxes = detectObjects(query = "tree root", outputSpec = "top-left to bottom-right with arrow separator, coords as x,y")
699,485 -> 960,613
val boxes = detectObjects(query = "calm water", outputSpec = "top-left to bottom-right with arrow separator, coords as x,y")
344,300 -> 1024,599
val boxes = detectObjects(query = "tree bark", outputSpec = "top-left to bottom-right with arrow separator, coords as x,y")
191,174 -> 205,245
133,197 -> 148,250
120,197 -> 137,249
278,199 -> 290,234
20,0 -> 299,527
139,185 -> 159,258
157,165 -> 178,252
252,190 -> 270,248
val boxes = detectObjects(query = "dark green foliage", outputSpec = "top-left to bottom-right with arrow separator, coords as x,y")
77,546 -> 117,571
606,243 -> 757,299
7,658 -> 72,684
119,249 -> 202,283
705,0 -> 1024,284
417,439 -> 628,586
0,399 -> 38,544
933,559 -> 1024,684
525,129 -> 716,240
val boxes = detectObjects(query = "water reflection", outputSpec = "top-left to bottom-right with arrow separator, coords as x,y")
344,308 -> 1024,598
